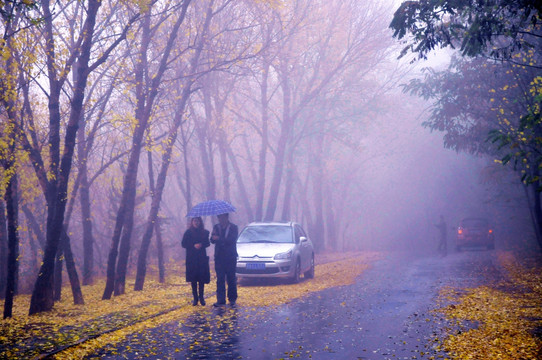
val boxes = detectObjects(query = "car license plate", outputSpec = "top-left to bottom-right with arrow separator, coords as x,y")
247,262 -> 265,270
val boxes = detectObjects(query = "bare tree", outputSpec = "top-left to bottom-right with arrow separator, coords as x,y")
103,0 -> 192,299
134,1 -> 208,290
2,0 -> 419,302
26,0 -> 140,314
135,0 -> 261,290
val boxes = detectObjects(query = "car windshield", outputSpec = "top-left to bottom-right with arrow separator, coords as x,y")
461,218 -> 488,228
237,225 -> 293,244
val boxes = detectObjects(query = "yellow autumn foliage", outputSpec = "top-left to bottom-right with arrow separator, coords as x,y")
0,251 -> 379,359
436,251 -> 542,360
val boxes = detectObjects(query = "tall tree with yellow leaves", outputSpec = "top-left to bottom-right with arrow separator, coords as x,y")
102,0 -> 193,299
1,0 -> 28,319
25,0 -> 141,314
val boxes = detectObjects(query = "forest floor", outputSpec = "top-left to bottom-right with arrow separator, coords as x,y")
1,251 -> 378,359
0,249 -> 541,359
435,250 -> 542,359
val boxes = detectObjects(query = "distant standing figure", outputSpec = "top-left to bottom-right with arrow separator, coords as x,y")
435,215 -> 447,256
211,213 -> 238,307
182,217 -> 210,306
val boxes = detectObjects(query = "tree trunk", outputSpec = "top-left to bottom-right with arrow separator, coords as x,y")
107,1 -> 192,297
225,141 -> 254,221
310,135 -> 325,252
202,80 -> 223,201
1,2 -> 20,318
113,185 -> 137,296
198,125 -> 217,200
134,93 -> 193,291
194,97 -> 217,200
30,0 -> 102,315
52,228 -> 84,304
54,246 -> 63,302
218,139 -> 231,201
3,171 -> 19,319
134,7 -> 210,288
26,223 -> 40,279
241,135 -> 259,194
531,182 -> 542,251
62,230 -> 84,304
280,149 -> 295,221
133,151 -> 167,291
524,173 -> 542,251
324,180 -> 337,251
55,156 -> 86,305
155,219 -> 165,283
29,0 -> 70,314
255,61 -> 270,222
0,200 -> 7,301
265,63 -> 293,221
180,125 -> 192,211
22,204 -> 45,249
102,202 -> 124,299
103,8 -> 152,300
133,149 -> 158,291
293,169 -> 314,236
78,116 -> 94,285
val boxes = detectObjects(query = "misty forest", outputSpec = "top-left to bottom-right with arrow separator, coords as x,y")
0,0 -> 541,345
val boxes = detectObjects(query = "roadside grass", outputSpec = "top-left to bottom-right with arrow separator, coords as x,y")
0,251 -> 380,359
435,250 -> 542,360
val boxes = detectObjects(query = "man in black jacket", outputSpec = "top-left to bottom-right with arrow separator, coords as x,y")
211,213 -> 238,306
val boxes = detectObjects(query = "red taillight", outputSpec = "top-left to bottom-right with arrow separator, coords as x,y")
458,228 -> 463,235
489,229 -> 493,234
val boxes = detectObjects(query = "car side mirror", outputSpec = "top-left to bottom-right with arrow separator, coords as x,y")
300,236 -> 307,243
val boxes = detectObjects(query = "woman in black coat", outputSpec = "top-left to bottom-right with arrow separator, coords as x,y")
181,217 -> 210,305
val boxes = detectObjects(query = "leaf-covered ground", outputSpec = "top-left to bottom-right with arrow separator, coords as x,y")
2,250 -> 541,359
0,251 -> 379,359
434,251 -> 542,360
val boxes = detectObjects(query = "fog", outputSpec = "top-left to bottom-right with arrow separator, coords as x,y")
1,0 -> 537,299
129,2 -> 532,258
358,110 -> 503,252
160,87 -> 531,255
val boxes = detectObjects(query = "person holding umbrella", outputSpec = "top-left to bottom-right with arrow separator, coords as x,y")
181,217 -> 211,306
185,200 -> 238,306
211,212 -> 238,306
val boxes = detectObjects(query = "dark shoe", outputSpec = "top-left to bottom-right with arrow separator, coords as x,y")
192,299 -> 198,306
229,300 -> 236,307
213,302 -> 225,307
200,297 -> 206,306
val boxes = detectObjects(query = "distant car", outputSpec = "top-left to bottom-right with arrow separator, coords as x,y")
236,221 -> 315,283
456,217 -> 495,251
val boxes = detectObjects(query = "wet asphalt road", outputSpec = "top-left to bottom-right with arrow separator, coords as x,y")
89,250 -> 502,360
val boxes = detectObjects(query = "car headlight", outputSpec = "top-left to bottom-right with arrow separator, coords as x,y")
274,250 -> 292,260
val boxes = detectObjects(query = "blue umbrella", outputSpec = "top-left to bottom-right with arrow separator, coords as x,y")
186,200 -> 236,217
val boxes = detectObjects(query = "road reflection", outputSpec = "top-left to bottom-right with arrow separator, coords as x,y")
183,307 -> 240,359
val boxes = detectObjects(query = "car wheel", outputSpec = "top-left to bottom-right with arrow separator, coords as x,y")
291,260 -> 301,284
304,255 -> 315,279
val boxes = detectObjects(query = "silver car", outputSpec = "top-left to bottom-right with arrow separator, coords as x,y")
236,222 -> 315,283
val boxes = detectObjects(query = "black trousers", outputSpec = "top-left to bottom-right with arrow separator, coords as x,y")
191,281 -> 204,300
215,259 -> 237,304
